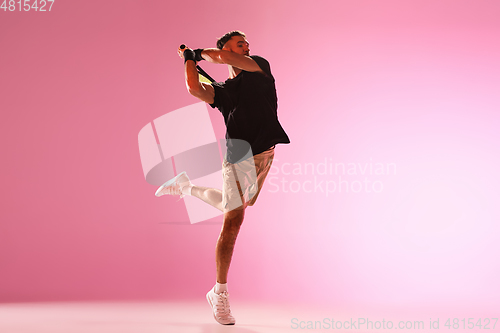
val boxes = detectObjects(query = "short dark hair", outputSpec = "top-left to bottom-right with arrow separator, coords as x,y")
216,30 -> 246,50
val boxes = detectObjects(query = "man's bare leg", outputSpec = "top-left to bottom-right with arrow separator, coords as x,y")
216,207 -> 245,284
180,181 -> 247,283
190,186 -> 224,212
206,207 -> 244,326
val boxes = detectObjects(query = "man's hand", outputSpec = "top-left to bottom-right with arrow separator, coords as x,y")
178,45 -> 214,104
177,45 -> 190,59
178,46 -> 198,63
178,46 -> 204,62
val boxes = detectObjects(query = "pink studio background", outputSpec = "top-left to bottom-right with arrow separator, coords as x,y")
1,0 -> 499,316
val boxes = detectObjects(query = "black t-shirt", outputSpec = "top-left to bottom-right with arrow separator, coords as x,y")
209,55 -> 290,163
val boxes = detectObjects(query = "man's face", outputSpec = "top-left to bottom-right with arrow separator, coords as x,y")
223,35 -> 250,56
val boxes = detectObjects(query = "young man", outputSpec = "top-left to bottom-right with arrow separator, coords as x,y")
156,31 -> 290,325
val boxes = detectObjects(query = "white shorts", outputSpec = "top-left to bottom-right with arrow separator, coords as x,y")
222,146 -> 275,212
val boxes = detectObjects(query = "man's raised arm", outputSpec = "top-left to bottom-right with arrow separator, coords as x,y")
200,48 -> 264,74
178,46 -> 215,104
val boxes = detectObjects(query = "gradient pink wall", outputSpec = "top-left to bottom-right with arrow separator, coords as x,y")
1,0 -> 499,314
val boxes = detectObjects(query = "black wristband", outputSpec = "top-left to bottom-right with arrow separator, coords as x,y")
183,49 -> 196,63
193,49 -> 204,62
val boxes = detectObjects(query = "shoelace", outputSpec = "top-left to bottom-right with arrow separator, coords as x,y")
160,183 -> 183,201
214,292 -> 231,315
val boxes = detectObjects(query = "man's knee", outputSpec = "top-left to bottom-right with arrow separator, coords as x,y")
223,206 -> 246,230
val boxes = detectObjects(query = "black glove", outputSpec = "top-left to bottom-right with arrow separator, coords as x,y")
193,49 -> 204,62
183,49 -> 196,63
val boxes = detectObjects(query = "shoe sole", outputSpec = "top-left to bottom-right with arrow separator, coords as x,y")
155,171 -> 187,197
206,290 -> 235,325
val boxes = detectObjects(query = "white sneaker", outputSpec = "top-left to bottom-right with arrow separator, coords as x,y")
206,287 -> 236,325
155,171 -> 192,198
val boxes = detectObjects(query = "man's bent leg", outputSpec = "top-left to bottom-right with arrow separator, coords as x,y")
191,186 -> 223,212
216,206 -> 246,284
